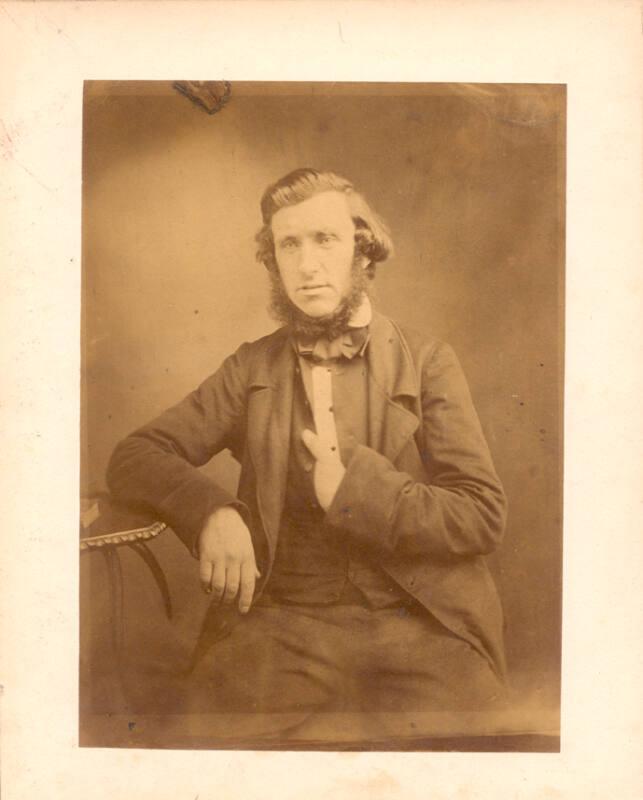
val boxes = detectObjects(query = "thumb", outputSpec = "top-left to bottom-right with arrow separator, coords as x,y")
301,428 -> 324,460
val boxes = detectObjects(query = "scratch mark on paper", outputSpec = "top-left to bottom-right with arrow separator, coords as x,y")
0,4 -> 24,32
1,119 -> 14,149
337,20 -> 346,44
41,11 -> 80,54
10,157 -> 53,192
1,119 -> 54,192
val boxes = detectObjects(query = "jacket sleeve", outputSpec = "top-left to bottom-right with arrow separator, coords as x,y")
326,341 -> 507,559
106,342 -> 251,556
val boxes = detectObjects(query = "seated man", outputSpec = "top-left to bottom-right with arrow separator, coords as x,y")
107,168 -> 508,727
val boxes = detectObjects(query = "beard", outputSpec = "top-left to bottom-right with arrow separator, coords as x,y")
268,257 -> 371,340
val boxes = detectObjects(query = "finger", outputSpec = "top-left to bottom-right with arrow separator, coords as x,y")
238,561 -> 257,614
222,561 -> 240,605
210,559 -> 226,603
199,559 -> 213,593
301,428 -> 324,460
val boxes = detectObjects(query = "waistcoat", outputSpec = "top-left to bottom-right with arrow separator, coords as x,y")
265,351 -> 409,609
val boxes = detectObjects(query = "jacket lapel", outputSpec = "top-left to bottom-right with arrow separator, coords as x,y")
366,312 -> 421,464
246,330 -> 294,559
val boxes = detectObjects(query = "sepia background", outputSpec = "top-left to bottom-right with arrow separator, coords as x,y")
81,81 -> 564,732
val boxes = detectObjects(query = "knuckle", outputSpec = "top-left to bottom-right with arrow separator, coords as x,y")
222,589 -> 237,602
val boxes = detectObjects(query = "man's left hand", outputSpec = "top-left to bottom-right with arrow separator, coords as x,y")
301,428 -> 346,511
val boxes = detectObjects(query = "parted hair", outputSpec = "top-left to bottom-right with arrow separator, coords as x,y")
255,168 -> 393,278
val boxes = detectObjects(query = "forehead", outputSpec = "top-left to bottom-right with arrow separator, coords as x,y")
271,190 -> 354,236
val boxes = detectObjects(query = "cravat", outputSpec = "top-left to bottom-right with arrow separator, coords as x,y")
295,326 -> 369,363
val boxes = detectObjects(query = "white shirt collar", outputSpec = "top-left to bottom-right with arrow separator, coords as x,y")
347,294 -> 372,329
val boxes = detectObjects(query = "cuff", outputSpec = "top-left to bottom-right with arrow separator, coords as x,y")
325,443 -> 409,553
158,473 -> 249,558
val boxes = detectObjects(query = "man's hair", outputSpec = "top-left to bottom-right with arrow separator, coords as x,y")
255,168 -> 393,278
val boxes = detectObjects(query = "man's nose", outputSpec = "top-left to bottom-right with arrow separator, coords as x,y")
297,242 -> 322,276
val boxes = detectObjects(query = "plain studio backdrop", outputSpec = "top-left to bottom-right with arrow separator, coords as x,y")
81,81 -> 564,732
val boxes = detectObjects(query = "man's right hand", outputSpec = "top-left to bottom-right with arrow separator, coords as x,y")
198,506 -> 260,614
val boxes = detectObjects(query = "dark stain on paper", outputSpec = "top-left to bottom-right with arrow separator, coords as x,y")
173,80 -> 232,115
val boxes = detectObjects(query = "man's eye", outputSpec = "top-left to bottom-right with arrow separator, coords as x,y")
318,234 -> 334,246
280,240 -> 298,251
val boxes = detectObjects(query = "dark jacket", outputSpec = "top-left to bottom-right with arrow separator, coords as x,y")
107,311 -> 508,676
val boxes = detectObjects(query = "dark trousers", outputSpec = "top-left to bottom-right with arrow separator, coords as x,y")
188,601 -> 503,715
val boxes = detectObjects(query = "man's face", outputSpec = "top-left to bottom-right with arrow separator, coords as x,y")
271,191 -> 358,318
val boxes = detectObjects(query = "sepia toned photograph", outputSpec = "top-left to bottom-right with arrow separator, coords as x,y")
79,80 -> 565,751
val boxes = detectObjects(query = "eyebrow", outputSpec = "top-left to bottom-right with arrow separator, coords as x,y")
315,229 -> 339,237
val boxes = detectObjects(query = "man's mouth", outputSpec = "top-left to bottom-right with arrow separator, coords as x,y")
299,284 -> 329,291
